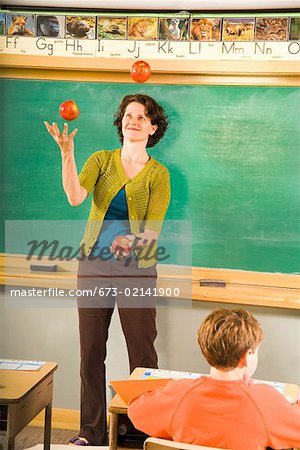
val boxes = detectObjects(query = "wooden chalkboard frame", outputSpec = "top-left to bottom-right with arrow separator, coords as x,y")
1,254 -> 299,309
1,55 -> 299,86
1,54 -> 299,308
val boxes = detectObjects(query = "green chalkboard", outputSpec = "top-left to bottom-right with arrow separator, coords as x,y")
0,79 -> 299,273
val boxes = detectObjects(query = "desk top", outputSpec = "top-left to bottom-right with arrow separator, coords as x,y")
109,368 -> 145,414
0,361 -> 58,403
108,367 -> 299,414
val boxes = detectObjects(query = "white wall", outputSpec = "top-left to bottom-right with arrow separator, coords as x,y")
0,1 -> 298,10
0,286 -> 299,410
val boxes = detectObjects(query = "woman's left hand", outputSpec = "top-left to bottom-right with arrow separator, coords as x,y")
110,231 -> 158,260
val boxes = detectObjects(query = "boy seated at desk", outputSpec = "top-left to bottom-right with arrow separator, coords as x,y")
128,308 -> 300,450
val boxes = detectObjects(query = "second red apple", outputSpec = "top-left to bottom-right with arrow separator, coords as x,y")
130,60 -> 151,83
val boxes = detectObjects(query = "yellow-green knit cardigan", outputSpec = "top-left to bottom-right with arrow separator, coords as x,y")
78,148 -> 171,268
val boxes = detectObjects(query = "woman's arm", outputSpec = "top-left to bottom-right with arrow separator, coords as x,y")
61,152 -> 88,206
44,121 -> 87,206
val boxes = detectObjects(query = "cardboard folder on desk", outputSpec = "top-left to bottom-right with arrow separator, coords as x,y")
110,378 -> 172,405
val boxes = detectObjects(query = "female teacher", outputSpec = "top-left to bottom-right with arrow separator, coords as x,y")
44,94 -> 170,446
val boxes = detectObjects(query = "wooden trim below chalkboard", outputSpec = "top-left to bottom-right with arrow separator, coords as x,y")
0,253 -> 299,309
0,55 -> 299,86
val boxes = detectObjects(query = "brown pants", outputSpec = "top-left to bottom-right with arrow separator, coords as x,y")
77,256 -> 158,445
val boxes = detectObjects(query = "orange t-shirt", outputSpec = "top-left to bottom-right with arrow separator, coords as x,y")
128,376 -> 300,450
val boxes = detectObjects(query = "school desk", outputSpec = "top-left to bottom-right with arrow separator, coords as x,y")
0,361 -> 58,450
108,367 -> 299,450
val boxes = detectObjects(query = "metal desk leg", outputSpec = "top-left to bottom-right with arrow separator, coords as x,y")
44,402 -> 52,450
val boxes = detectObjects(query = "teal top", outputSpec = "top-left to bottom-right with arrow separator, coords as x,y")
91,187 -> 131,260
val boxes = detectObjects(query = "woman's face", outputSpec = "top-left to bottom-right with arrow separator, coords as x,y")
122,102 -> 157,144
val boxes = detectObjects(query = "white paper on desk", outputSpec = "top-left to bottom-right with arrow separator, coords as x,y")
143,368 -> 201,380
142,369 -> 295,402
0,359 -> 46,370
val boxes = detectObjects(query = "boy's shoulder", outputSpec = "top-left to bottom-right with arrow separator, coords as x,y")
247,380 -> 292,405
165,375 -> 208,393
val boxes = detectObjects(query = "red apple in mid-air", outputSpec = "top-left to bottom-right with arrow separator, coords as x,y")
130,60 -> 151,83
111,236 -> 131,253
59,100 -> 79,121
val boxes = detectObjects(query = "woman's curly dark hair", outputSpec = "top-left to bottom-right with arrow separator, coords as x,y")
114,94 -> 169,148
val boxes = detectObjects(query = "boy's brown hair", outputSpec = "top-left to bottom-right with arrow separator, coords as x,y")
198,308 -> 263,370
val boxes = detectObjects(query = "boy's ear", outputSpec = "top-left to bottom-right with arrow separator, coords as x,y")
239,349 -> 251,368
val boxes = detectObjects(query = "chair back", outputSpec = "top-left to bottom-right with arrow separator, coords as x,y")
144,437 -> 228,450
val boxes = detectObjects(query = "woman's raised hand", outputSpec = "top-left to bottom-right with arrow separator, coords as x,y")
44,121 -> 78,155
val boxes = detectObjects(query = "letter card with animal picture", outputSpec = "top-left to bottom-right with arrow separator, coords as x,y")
127,17 -> 158,40
36,15 -> 66,38
159,17 -> 189,41
190,18 -> 222,41
97,17 -> 127,40
255,17 -> 289,41
289,17 -> 300,40
222,18 -> 255,41
0,13 -> 5,35
6,14 -> 35,37
66,16 -> 96,39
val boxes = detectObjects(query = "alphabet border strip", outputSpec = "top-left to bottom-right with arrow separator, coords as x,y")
0,12 -> 299,60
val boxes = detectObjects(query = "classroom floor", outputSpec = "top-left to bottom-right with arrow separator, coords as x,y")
0,426 -> 103,450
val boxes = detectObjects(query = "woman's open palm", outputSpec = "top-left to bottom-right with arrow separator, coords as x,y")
44,121 -> 77,155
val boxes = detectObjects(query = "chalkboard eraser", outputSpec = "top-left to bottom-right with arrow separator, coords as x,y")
199,279 -> 226,288
30,264 -> 57,272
